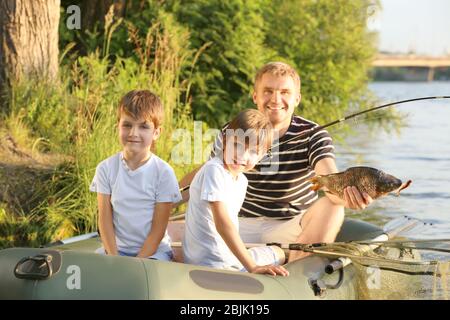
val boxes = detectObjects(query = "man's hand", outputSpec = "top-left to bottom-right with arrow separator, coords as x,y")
343,186 -> 373,210
315,159 -> 373,210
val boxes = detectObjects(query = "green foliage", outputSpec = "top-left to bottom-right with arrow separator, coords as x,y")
8,78 -> 74,153
263,0 -> 379,125
58,0 -> 380,129
0,12 -> 197,248
1,1 -> 386,248
59,0 -> 273,127
167,0 -> 272,127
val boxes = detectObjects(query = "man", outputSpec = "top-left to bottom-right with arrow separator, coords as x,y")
179,62 -> 372,262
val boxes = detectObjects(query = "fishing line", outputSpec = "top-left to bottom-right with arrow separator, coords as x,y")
294,246 -> 437,266
182,96 -> 450,167
268,96 -> 450,155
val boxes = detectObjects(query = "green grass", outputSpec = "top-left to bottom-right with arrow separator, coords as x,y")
0,13 -> 202,249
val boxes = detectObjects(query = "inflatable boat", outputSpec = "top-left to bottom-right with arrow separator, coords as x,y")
0,218 -> 422,300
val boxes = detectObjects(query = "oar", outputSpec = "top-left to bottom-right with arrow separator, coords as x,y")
170,216 -> 434,267
354,239 -> 450,254
323,216 -> 426,274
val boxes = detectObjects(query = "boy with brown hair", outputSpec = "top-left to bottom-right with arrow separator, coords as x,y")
90,90 -> 181,260
183,109 -> 288,275
180,62 -> 373,262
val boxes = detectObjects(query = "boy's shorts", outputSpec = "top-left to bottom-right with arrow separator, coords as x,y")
238,213 -> 305,244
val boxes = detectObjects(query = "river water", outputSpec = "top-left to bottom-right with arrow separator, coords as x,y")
334,81 -> 450,241
333,82 -> 450,299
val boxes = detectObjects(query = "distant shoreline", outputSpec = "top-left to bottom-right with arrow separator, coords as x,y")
371,67 -> 450,81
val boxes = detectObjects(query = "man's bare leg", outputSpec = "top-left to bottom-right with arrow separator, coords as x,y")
288,197 -> 345,262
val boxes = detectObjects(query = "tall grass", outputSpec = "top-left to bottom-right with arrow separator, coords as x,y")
0,12 -> 201,248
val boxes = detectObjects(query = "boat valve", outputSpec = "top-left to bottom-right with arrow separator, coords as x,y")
308,279 -> 327,298
308,268 -> 345,297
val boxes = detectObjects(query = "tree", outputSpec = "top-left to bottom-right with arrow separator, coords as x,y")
0,0 -> 61,102
168,0 -> 272,127
264,0 -> 379,125
59,0 -> 140,57
80,0 -> 127,31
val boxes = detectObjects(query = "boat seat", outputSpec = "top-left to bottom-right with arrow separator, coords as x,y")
167,221 -> 185,263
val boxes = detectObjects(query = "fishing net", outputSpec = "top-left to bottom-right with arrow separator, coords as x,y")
313,239 -> 450,300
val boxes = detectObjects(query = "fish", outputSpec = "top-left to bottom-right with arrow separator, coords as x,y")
309,166 -> 412,199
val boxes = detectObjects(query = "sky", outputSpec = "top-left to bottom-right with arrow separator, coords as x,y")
368,0 -> 450,56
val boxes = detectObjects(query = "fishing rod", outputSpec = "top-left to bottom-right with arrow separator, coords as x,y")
268,95 -> 450,153
353,238 -> 450,254
169,216 -> 448,269
169,239 -> 437,266
174,95 -> 450,199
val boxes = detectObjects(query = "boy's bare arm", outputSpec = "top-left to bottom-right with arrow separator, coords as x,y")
137,202 -> 172,258
210,202 -> 288,276
177,165 -> 203,206
209,201 -> 258,271
97,193 -> 118,255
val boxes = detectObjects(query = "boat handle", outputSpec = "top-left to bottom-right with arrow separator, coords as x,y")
14,254 -> 54,280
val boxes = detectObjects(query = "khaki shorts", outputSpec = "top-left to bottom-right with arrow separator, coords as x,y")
238,213 -> 305,244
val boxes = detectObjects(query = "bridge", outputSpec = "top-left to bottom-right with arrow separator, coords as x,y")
372,54 -> 450,81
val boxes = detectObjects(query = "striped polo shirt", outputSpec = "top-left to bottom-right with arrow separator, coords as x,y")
211,115 -> 335,219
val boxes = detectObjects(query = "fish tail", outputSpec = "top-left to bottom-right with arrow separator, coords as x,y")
309,176 -> 322,191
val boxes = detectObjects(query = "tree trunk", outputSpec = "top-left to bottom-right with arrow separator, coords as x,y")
0,0 -> 60,95
81,0 -> 128,31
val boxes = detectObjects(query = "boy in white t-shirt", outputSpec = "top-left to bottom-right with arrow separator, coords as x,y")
184,109 -> 289,276
90,90 -> 181,260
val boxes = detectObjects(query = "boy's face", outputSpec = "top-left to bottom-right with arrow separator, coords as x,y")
223,135 -> 265,176
252,73 -> 301,129
118,113 -> 160,155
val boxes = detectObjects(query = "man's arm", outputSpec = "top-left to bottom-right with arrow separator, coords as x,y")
177,165 -> 203,205
314,157 -> 373,210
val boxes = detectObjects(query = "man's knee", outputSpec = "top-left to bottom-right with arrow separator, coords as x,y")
319,196 -> 344,213
302,197 -> 344,229
325,199 -> 345,226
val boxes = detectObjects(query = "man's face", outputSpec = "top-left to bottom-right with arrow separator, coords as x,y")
252,73 -> 301,129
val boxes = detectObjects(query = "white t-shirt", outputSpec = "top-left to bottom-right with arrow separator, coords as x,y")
183,157 -> 248,269
90,152 -> 182,256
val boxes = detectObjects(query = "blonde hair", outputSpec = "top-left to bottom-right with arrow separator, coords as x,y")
254,61 -> 301,92
224,109 -> 273,152
117,90 -> 164,128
